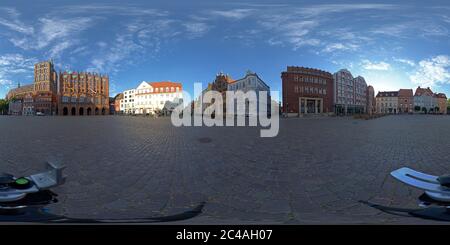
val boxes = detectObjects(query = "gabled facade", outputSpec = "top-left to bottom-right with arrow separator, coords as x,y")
398,89 -> 414,114
227,70 -> 271,116
57,71 -> 109,116
376,91 -> 399,114
434,93 -> 447,114
414,86 -> 435,113
333,69 -> 368,115
120,81 -> 183,115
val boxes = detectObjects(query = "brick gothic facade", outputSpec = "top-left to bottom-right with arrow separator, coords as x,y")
282,66 -> 334,115
5,61 -> 58,115
57,71 -> 109,116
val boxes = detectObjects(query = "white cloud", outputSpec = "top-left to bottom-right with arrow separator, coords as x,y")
37,17 -> 94,49
323,43 -> 358,53
54,5 -> 168,17
0,7 -> 34,35
48,41 -> 74,59
4,15 -> 96,60
0,54 -> 37,88
183,22 -> 210,38
267,38 -> 283,46
87,19 -> 178,74
410,55 -> 450,87
296,4 -> 397,17
393,58 -> 415,66
210,9 -> 254,20
362,60 -> 391,70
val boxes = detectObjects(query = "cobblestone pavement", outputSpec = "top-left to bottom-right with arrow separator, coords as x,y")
1,115 -> 450,224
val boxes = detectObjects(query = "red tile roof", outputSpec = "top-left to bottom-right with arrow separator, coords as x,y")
398,89 -> 413,97
434,93 -> 447,99
414,86 -> 433,96
147,81 -> 182,89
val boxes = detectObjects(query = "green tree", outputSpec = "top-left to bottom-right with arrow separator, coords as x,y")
0,99 -> 9,115
422,107 -> 427,114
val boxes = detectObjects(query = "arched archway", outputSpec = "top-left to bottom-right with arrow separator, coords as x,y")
79,107 -> 84,116
95,107 -> 99,115
87,107 -> 92,115
101,108 -> 106,115
71,107 -> 76,116
63,107 -> 68,116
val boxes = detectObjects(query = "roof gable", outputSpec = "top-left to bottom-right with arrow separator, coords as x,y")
137,81 -> 152,90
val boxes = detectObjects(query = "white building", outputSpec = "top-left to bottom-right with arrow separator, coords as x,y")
120,89 -> 136,114
120,81 -> 183,115
227,70 -> 270,116
333,69 -> 368,114
376,91 -> 398,114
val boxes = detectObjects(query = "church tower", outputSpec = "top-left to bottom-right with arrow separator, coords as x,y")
34,60 -> 57,93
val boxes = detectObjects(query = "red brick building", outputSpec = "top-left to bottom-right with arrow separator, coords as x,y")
398,89 -> 414,114
281,66 -> 334,115
57,71 -> 109,116
114,93 -> 123,113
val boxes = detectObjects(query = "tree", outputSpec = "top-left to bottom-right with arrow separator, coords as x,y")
422,107 -> 427,114
0,99 -> 9,115
435,106 -> 440,114
414,106 -> 421,112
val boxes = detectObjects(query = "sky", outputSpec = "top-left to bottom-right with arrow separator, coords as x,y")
0,0 -> 450,101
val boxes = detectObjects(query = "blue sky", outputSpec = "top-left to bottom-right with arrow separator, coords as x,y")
0,0 -> 450,100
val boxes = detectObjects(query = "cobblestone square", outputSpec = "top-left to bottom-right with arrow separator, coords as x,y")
1,115 -> 449,224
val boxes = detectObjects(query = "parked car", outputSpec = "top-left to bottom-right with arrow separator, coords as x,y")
36,112 -> 45,116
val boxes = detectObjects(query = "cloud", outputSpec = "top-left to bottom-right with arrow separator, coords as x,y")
210,9 -> 254,20
49,41 -> 74,59
0,54 -> 37,88
362,60 -> 391,70
183,22 -> 210,38
0,7 -> 34,35
4,15 -> 96,59
38,17 -> 94,48
393,58 -> 415,66
410,55 -> 450,87
371,21 -> 449,39
87,19 -> 180,74
295,4 -> 397,18
323,43 -> 358,53
54,4 -> 168,17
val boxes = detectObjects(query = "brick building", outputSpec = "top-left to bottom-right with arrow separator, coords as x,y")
5,60 -> 110,116
114,93 -> 123,114
33,61 -> 58,115
366,85 -> 375,115
398,89 -> 414,114
57,71 -> 109,116
282,66 -> 334,116
434,93 -> 447,114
